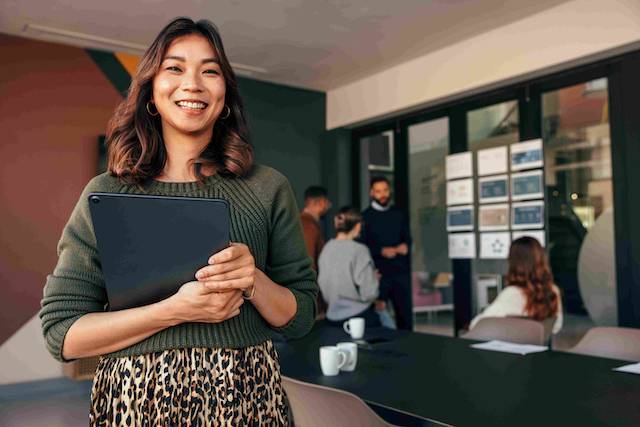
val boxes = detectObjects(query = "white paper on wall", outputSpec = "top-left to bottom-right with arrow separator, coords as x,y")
447,178 -> 474,206
511,139 -> 543,171
478,204 -> 510,231
480,232 -> 511,259
446,152 -> 473,180
448,232 -> 476,259
477,146 -> 508,176
511,169 -> 544,201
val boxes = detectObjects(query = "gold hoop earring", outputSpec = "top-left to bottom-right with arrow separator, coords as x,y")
220,105 -> 231,120
146,101 -> 159,116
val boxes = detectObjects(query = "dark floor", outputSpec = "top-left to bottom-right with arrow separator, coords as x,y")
0,378 -> 92,426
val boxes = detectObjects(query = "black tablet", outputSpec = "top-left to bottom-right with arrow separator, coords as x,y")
88,192 -> 230,311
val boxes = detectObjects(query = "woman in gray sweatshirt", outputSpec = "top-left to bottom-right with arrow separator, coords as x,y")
318,207 -> 381,327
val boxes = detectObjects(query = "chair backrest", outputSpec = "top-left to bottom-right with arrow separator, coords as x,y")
505,315 -> 557,346
568,327 -> 640,361
461,317 -> 546,345
282,376 -> 396,427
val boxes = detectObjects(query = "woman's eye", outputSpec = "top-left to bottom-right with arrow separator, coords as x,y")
166,66 -> 182,72
204,69 -> 219,75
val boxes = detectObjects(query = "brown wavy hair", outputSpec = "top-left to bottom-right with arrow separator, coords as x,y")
106,17 -> 252,185
506,236 -> 559,321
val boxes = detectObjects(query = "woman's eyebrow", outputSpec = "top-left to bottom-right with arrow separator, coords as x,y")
163,55 -> 220,64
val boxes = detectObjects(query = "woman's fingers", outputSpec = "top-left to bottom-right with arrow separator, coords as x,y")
203,276 -> 254,292
195,259 -> 251,280
208,243 -> 250,265
201,266 -> 254,283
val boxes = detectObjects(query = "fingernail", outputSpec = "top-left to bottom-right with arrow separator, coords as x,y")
196,272 -> 203,279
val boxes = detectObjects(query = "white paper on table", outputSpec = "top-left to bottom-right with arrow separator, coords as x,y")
613,362 -> 640,374
480,232 -> 510,259
446,152 -> 473,180
477,146 -> 508,176
447,178 -> 474,206
470,340 -> 548,355
448,232 -> 476,259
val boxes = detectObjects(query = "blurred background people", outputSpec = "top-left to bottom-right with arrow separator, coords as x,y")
470,236 -> 563,334
300,185 -> 331,318
360,177 -> 413,331
318,206 -> 381,327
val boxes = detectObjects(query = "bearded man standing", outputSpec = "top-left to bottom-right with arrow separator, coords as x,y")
360,177 -> 413,331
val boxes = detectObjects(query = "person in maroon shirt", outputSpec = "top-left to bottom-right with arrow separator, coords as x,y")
300,186 -> 331,317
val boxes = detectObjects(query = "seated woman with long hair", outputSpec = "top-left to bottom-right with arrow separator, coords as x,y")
470,236 -> 563,334
318,207 -> 382,327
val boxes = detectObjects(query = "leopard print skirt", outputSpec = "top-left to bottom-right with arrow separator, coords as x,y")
89,340 -> 290,426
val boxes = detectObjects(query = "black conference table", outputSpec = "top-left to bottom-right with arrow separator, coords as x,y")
275,324 -> 640,427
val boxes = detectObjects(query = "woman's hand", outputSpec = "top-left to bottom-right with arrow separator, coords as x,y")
166,281 -> 244,324
195,243 -> 256,294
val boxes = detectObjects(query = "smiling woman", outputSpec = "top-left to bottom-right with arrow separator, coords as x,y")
39,17 -> 318,426
106,17 -> 252,185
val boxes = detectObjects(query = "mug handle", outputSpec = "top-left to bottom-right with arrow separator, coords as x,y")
337,350 -> 348,369
343,320 -> 351,335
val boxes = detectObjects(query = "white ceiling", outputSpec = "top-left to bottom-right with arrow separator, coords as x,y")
0,0 -> 570,91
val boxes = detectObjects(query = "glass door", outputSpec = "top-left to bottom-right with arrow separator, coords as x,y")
466,100 -> 520,319
407,117 -> 453,336
542,78 -> 617,342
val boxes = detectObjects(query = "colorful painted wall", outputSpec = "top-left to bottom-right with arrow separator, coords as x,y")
0,32 -> 329,384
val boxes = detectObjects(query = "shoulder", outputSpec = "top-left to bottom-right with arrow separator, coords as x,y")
500,286 -> 526,301
349,241 -> 373,261
240,164 -> 292,204
351,240 -> 371,253
84,172 -> 125,194
242,164 -> 288,189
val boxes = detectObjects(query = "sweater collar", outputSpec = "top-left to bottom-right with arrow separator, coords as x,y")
371,200 -> 391,212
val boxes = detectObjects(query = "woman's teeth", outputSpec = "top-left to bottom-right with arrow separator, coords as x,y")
176,101 -> 207,110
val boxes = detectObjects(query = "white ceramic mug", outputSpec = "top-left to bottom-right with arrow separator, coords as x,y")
319,346 -> 347,376
343,317 -> 365,340
337,342 -> 358,372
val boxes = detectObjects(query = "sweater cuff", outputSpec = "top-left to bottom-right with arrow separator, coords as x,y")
45,314 -> 84,363
271,285 -> 316,339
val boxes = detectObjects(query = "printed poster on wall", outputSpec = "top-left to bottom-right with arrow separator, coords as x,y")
477,146 -> 508,176
446,152 -> 473,180
480,232 -> 511,259
447,178 -> 474,206
448,232 -> 476,259
511,139 -> 543,171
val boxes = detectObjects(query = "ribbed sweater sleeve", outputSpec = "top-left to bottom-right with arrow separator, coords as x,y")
352,247 -> 379,302
260,171 -> 318,339
39,175 -> 113,361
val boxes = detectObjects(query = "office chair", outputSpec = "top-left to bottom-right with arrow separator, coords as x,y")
568,327 -> 640,361
282,376 -> 397,427
461,317 -> 546,345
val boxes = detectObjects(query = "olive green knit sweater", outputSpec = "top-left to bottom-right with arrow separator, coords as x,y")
39,165 -> 318,362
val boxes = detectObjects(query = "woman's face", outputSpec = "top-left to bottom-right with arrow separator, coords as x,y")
152,34 -> 226,138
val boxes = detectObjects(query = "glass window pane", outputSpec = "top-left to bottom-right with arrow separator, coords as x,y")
543,77 -> 617,332
467,100 -> 519,319
468,100 -> 519,149
359,131 -> 394,209
408,118 -> 452,336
